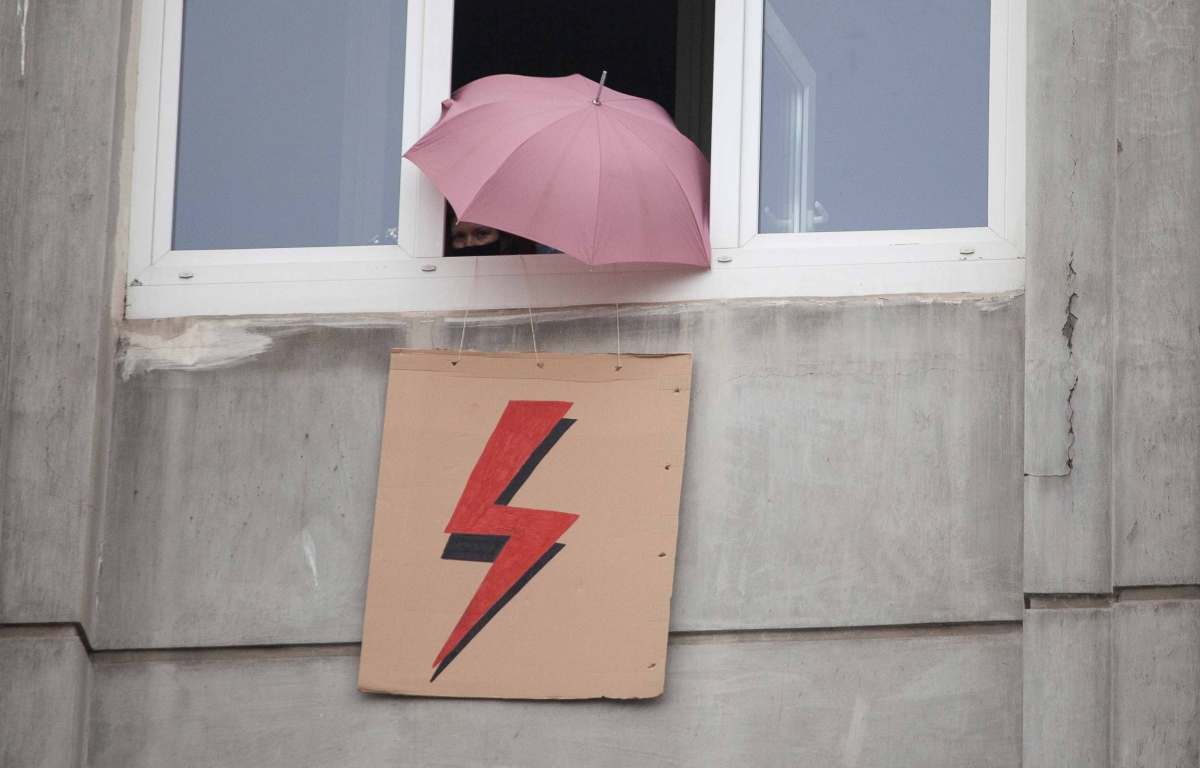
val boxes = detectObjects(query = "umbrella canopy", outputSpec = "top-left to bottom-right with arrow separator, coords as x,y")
403,74 -> 710,268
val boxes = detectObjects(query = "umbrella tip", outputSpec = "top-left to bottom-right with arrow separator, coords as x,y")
593,71 -> 607,105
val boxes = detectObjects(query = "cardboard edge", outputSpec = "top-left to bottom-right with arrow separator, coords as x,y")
389,348 -> 693,359
356,681 -> 666,701
360,350 -> 690,701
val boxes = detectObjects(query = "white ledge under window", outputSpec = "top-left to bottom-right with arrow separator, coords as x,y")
124,0 -> 1025,319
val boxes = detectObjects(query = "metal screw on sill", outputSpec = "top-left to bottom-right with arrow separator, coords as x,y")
178,271 -> 194,279
959,247 -> 976,255
716,254 -> 733,263
421,264 -> 437,272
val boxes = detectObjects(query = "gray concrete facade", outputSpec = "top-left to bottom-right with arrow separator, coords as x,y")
96,297 -> 1023,650
89,628 -> 1022,768
2,0 -> 1199,766
1020,1 -> 1200,766
0,0 -> 125,627
0,626 -> 89,768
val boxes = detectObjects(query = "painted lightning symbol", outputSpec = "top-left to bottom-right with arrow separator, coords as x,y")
431,400 -> 579,681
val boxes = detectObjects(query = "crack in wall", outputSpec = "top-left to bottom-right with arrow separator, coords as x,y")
1065,374 -> 1078,470
1061,294 -> 1078,351
1060,252 -> 1080,472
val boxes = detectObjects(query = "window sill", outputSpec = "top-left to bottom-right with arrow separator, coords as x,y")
125,228 -> 1023,318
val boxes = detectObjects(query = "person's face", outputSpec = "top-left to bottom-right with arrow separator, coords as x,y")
451,220 -> 499,250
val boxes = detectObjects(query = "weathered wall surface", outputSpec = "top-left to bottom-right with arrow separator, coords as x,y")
1022,1 -> 1200,767
1110,0 -> 1200,586
89,629 -> 1021,768
95,297 -> 1023,649
0,626 -> 89,768
1023,0 -> 1116,594
3,0 -> 1200,765
70,295 -> 1027,765
1025,0 -> 1200,594
1025,593 -> 1200,768
1023,606 -> 1111,768
0,0 -> 124,625
1111,599 -> 1200,766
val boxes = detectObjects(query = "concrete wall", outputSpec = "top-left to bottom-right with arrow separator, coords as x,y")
85,296 -> 1028,764
88,628 -> 1021,768
1,0 -> 1199,766
1022,1 -> 1200,767
0,0 -> 125,625
0,0 -> 122,762
95,297 -> 1023,650
0,626 -> 89,768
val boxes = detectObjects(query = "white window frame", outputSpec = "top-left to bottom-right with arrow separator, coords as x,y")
758,0 -> 818,234
124,0 -> 1025,319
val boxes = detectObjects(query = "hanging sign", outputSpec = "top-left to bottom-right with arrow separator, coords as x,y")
359,349 -> 692,699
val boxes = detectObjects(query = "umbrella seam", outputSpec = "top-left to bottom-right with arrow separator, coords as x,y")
603,106 -> 708,201
523,110 -> 598,260
466,109 -> 596,260
589,107 -> 604,262
407,102 -> 580,156
603,109 -> 710,260
459,109 -> 595,222
609,117 -> 708,264
598,99 -> 678,130
407,103 -> 585,214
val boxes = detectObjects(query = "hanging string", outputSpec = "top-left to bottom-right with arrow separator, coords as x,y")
615,302 -> 622,370
455,256 -> 479,365
519,255 -> 541,367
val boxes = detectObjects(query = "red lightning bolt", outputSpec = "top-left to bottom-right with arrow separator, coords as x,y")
431,400 -> 579,680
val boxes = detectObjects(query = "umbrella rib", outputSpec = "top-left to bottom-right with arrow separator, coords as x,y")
411,102 -> 579,153
471,108 -> 597,257
462,109 -> 593,218
598,100 -> 679,131
521,111 -> 596,257
603,109 -> 709,258
588,107 -> 604,262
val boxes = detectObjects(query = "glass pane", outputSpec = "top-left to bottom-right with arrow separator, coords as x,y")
759,0 -> 990,233
173,0 -> 408,250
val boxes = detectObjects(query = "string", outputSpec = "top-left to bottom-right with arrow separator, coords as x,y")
615,303 -> 622,370
455,257 -> 479,365
519,255 -> 540,366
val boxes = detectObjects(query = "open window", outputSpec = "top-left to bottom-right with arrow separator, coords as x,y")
124,0 -> 1023,318
441,0 -> 709,257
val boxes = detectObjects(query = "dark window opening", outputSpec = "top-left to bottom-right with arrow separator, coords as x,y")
444,0 -> 713,255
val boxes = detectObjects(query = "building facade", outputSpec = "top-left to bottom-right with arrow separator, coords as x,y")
2,0 -> 1198,765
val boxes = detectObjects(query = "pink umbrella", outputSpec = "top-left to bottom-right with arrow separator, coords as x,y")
403,73 -> 710,268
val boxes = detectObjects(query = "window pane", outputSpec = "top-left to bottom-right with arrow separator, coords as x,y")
173,0 -> 408,250
759,0 -> 990,233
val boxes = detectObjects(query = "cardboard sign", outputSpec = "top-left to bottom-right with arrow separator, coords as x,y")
359,349 -> 692,699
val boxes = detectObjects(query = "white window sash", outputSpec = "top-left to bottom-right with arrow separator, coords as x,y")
124,0 -> 1025,319
760,0 -> 817,234
710,0 -> 1025,250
